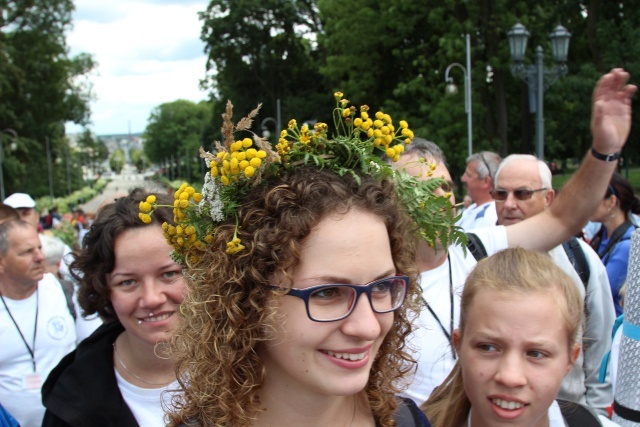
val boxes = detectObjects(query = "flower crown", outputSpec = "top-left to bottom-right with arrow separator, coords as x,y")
139,93 -> 463,265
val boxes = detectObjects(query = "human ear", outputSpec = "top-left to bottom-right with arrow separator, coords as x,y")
453,328 -> 462,351
567,343 -> 581,373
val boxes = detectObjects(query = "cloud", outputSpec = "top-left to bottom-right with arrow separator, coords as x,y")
72,3 -> 125,24
65,0 -> 209,135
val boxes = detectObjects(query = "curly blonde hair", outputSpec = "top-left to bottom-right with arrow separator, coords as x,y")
168,168 -> 420,426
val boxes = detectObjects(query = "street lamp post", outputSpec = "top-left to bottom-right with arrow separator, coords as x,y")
260,98 -> 281,141
444,34 -> 472,157
45,136 -> 54,199
261,117 -> 277,139
507,22 -> 571,160
0,128 -> 18,201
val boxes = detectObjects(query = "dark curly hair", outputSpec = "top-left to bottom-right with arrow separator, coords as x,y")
70,188 -> 174,322
168,168 -> 421,427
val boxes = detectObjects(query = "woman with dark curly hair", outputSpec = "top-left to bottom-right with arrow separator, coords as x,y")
41,189 -> 186,427
166,166 -> 428,427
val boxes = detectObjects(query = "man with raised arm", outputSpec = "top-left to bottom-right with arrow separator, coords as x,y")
396,69 -> 636,407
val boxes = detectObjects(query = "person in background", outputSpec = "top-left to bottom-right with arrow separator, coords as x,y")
422,248 -> 603,427
0,403 -> 19,427
458,151 -> 501,231
493,154 -> 615,416
0,204 -> 19,224
39,233 -> 102,343
0,220 -> 76,427
394,68 -> 635,405
42,190 -> 184,427
589,172 -> 640,315
3,193 -> 41,231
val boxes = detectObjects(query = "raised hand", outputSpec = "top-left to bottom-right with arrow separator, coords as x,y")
591,68 -> 637,154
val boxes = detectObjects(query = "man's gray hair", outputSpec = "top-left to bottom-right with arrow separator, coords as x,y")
39,234 -> 65,267
0,219 -> 33,256
495,154 -> 552,188
467,151 -> 501,179
402,137 -> 447,164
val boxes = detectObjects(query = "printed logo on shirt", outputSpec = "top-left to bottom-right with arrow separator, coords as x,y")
47,316 -> 69,340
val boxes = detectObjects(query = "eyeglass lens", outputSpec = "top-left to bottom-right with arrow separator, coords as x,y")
307,277 -> 406,321
492,189 -> 544,201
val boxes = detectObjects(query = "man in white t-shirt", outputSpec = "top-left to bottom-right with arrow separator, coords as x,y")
395,69 -> 635,406
458,151 -> 501,230
0,220 -> 76,427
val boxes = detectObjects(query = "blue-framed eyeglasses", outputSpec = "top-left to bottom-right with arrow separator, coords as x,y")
269,276 -> 409,322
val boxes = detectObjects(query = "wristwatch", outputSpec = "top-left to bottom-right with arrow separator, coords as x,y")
591,147 -> 621,162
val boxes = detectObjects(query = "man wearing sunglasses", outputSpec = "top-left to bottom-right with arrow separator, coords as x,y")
396,68 -> 635,416
458,151 -> 501,231
493,154 -> 615,417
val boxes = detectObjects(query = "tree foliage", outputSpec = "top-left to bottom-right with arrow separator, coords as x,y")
198,0 -> 329,140
143,99 -> 212,163
196,0 -> 639,192
0,0 -> 95,198
109,149 -> 125,174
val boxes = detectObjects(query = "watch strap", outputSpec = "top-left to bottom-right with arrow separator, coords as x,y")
591,147 -> 621,162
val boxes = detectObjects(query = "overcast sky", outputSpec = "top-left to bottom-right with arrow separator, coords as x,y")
65,0 -> 210,136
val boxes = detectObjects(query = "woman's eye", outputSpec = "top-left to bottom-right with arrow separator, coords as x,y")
311,287 -> 341,299
527,350 -> 546,359
119,279 -> 136,287
478,344 -> 497,352
163,270 -> 184,282
371,282 -> 391,293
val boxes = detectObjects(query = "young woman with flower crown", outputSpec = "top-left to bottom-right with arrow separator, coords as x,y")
422,248 -> 605,427
142,97 -> 451,427
41,189 -> 186,427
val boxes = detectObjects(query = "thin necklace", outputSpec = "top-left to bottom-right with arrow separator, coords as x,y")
113,341 -> 175,387
349,395 -> 356,427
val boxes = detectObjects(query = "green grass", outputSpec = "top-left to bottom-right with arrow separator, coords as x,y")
552,166 -> 640,191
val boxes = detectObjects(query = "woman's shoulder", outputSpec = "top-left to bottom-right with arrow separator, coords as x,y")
394,396 -> 431,427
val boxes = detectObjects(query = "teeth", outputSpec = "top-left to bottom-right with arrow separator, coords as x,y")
492,398 -> 524,410
325,350 -> 366,361
141,313 -> 172,323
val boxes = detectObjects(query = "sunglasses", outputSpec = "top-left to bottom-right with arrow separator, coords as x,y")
490,188 -> 548,201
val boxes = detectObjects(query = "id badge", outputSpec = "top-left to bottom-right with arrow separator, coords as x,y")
23,372 -> 42,390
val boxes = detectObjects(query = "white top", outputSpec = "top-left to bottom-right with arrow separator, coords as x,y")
115,368 -> 178,427
402,226 -> 508,403
458,201 -> 497,231
610,324 -> 622,393
0,273 -> 76,427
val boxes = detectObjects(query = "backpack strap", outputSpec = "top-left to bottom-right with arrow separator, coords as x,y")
557,399 -> 601,427
562,237 -> 590,289
599,314 -> 624,383
466,232 -> 488,261
58,279 -> 77,320
598,220 -> 635,262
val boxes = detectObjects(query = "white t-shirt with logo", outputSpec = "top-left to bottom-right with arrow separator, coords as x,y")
0,273 -> 76,427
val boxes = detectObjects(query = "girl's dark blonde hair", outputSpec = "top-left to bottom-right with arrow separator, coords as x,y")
422,248 -> 583,427
168,167 -> 420,427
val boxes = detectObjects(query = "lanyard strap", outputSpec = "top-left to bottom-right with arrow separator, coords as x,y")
423,254 -> 457,359
0,290 -> 38,372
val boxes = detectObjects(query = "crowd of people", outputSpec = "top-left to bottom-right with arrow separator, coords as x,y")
0,68 -> 636,427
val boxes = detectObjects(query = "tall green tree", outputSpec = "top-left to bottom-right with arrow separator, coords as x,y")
0,0 -> 95,197
143,100 -> 212,180
199,0 -> 328,139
